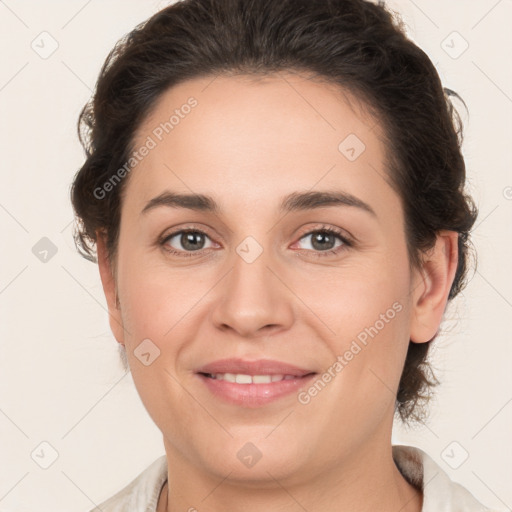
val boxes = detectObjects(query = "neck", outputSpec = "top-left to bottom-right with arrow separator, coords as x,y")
157,437 -> 422,512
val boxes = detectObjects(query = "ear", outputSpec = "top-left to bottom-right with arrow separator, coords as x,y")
96,231 -> 125,345
409,230 -> 459,344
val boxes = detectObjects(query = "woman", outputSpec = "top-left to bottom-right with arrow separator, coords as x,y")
70,0 -> 495,510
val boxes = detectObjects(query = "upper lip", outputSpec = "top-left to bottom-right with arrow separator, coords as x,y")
196,358 -> 316,377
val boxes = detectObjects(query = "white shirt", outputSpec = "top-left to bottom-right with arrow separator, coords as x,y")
91,445 -> 500,511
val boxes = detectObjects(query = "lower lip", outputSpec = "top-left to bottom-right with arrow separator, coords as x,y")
197,373 -> 316,408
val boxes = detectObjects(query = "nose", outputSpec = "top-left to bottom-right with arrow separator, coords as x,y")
210,245 -> 295,339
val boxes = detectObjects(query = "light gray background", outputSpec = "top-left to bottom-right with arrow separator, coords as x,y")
1,0 -> 511,510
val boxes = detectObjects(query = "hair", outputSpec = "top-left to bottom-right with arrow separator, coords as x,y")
70,0 -> 478,424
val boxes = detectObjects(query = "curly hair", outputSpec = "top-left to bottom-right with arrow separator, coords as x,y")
70,0 -> 478,424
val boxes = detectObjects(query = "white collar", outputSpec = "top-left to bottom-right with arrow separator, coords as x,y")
392,444 -> 496,511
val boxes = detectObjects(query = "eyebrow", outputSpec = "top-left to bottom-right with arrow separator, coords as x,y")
141,190 -> 376,217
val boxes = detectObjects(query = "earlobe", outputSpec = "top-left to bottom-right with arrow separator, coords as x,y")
96,231 -> 125,345
409,230 -> 459,344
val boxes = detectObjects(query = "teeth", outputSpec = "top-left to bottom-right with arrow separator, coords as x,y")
235,374 -> 252,384
253,375 -> 272,384
209,373 -> 297,383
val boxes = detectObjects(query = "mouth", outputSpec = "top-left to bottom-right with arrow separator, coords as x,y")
195,359 -> 317,407
199,372 -> 311,384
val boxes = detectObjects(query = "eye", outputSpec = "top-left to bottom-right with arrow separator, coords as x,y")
158,225 -> 353,259
160,229 -> 216,257
295,226 -> 352,257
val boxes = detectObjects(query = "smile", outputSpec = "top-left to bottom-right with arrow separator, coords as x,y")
202,373 -> 300,383
195,358 -> 317,407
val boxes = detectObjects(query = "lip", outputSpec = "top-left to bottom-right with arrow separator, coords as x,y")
195,358 -> 317,408
195,358 -> 315,377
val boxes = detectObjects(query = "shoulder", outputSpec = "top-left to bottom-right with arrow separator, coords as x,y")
392,444 -> 502,512
89,455 -> 168,512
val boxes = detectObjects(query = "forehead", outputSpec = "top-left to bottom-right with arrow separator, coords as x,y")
126,72 -> 396,217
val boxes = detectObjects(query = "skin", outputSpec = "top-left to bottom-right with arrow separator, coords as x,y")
96,72 -> 458,512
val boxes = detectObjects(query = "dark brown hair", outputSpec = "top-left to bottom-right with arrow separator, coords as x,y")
70,0 -> 478,424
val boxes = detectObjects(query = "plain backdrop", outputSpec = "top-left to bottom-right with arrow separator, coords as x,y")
0,0 -> 511,511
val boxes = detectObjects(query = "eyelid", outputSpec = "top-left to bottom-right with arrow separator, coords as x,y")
295,223 -> 354,245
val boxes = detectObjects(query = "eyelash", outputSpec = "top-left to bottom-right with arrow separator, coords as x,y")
158,224 -> 353,259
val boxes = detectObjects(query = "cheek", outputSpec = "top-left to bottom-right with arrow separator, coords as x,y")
118,259 -> 205,345
291,251 -> 413,406
292,252 -> 411,346
117,266 -> 205,439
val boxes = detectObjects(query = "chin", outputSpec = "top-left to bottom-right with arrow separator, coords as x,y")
195,434 -> 309,484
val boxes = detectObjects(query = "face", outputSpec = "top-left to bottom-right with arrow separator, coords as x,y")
98,72 -> 455,485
